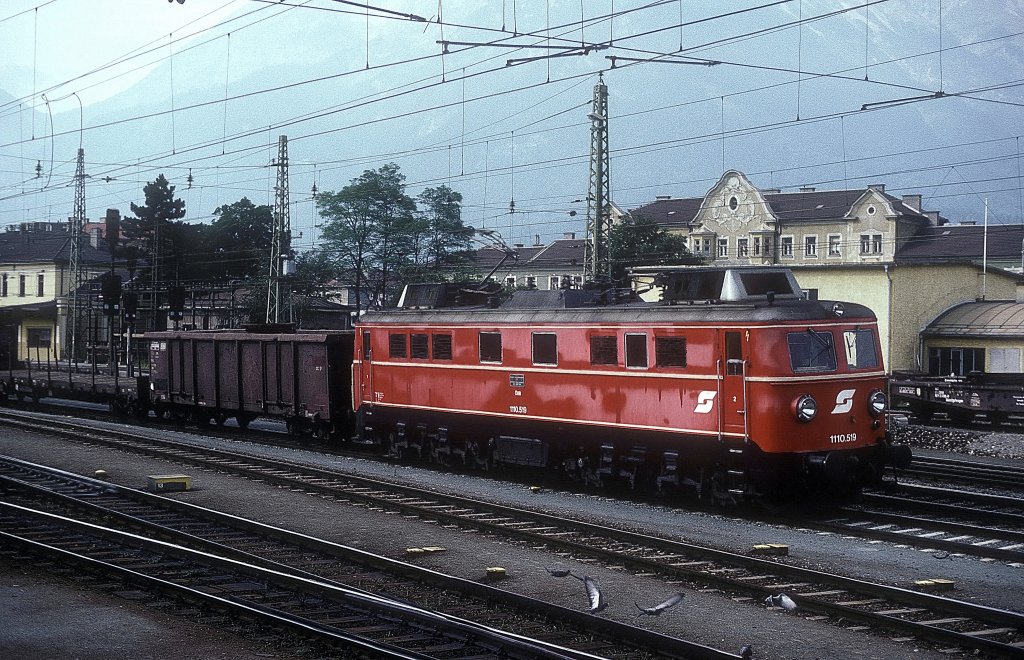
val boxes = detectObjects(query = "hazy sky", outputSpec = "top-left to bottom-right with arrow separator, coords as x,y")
1,0 -> 1022,251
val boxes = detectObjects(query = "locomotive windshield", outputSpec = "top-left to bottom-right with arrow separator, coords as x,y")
842,328 -> 879,369
788,330 -> 837,372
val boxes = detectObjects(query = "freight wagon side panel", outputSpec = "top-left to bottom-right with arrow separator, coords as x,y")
216,339 -> 240,411
239,339 -> 269,416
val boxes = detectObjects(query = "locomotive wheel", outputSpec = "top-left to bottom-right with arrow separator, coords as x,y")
702,469 -> 739,507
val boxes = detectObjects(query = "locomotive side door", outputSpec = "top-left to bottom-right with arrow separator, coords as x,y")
718,330 -> 748,439
359,329 -> 374,407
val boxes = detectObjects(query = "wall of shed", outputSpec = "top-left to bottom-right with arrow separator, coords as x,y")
923,337 -> 1024,373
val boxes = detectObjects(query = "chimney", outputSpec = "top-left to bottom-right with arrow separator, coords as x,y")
655,195 -> 671,200
902,194 -> 922,212
534,234 -> 542,246
762,188 -> 781,194
563,232 -> 576,240
868,183 -> 886,192
925,210 -> 943,226
799,186 -> 815,193
90,228 -> 101,248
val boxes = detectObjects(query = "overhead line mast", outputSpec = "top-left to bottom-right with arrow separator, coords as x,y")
584,73 -> 610,283
68,147 -> 86,362
267,134 -> 292,324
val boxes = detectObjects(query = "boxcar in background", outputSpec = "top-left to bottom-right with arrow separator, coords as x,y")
147,330 -> 354,439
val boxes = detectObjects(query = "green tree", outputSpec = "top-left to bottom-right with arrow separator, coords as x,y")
606,215 -> 699,284
123,174 -> 186,288
317,164 -> 417,312
207,197 -> 274,281
413,185 -> 474,281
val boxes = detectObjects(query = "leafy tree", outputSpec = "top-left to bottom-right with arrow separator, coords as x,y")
207,198 -> 274,281
413,185 -> 474,281
122,174 -> 186,288
317,164 -> 417,312
606,215 -> 699,284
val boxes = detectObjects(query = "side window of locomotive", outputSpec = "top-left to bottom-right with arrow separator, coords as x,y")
410,333 -> 429,359
362,331 -> 371,360
625,333 -> 648,369
590,335 -> 618,366
532,332 -> 558,366
432,334 -> 453,360
479,332 -> 502,363
725,331 -> 743,375
655,337 -> 687,368
843,328 -> 879,369
389,333 -> 407,359
787,330 -> 837,373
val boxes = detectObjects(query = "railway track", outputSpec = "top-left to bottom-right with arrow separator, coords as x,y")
0,454 -> 733,660
1,409 -> 1022,657
900,454 -> 1024,490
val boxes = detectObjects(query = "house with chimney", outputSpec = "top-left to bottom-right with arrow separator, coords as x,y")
0,217 -> 114,363
626,170 -> 1023,373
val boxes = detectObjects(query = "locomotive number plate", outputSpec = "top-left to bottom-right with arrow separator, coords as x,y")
509,374 -> 525,387
829,433 -> 857,444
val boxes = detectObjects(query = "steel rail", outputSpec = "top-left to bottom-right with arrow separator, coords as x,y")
2,410 -> 1022,656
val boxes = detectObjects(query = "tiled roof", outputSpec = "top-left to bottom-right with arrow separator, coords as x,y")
628,189 -> 932,228
468,239 -> 584,270
0,231 -> 110,265
896,224 -> 1024,262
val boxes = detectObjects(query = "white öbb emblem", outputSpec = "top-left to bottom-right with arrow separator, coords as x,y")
694,391 -> 717,414
832,389 -> 856,414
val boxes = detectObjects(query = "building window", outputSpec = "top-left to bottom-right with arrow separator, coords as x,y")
505,276 -> 516,287
525,276 -> 537,289
700,237 -> 712,257
389,333 -> 408,359
737,238 -> 749,257
479,332 -> 502,363
928,347 -> 984,377
1,273 -> 7,297
37,273 -> 44,297
752,236 -> 762,256
781,236 -> 793,258
804,236 -> 817,257
655,337 -> 686,368
717,238 -> 729,258
625,333 -> 648,369
828,234 -> 842,257
549,276 -> 560,290
18,274 -> 26,296
590,335 -> 618,366
729,196 -> 739,211
860,233 -> 883,255
532,332 -> 557,366
27,328 -> 51,349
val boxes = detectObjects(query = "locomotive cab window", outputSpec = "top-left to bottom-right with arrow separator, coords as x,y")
656,337 -> 687,368
532,332 -> 558,366
479,332 -> 502,363
625,333 -> 648,369
590,335 -> 618,366
389,333 -> 407,359
842,329 -> 878,369
432,334 -> 453,360
410,333 -> 429,359
788,329 -> 837,372
362,331 -> 371,359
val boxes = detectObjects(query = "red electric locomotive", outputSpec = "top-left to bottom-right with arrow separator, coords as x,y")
352,267 -> 911,501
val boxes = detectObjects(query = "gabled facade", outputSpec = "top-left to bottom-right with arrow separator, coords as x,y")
630,170 -> 936,267
0,226 -> 112,362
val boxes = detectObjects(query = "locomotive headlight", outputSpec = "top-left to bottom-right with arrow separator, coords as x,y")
868,389 -> 887,417
793,394 -> 817,422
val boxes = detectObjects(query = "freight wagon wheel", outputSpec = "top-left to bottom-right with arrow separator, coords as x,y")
909,404 -> 933,423
213,412 -> 228,427
988,412 -> 1007,427
235,414 -> 252,430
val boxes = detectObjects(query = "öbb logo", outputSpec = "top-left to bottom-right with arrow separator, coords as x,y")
694,391 -> 717,414
831,389 -> 856,414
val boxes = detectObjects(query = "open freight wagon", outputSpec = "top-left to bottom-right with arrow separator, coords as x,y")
147,330 -> 355,439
